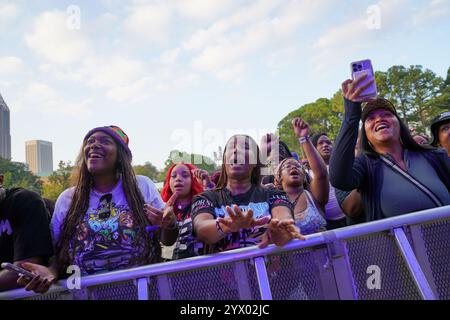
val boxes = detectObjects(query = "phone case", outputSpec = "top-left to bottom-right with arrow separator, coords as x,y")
1,262 -> 36,279
350,59 -> 377,99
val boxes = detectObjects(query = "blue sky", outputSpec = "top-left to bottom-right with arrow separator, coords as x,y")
0,0 -> 449,170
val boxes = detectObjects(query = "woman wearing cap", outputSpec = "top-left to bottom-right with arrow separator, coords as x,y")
17,126 -> 176,293
329,75 -> 450,222
430,111 -> 450,157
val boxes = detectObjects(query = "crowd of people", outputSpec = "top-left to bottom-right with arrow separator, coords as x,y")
0,76 -> 449,294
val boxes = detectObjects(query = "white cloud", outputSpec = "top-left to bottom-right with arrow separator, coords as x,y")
0,56 -> 24,74
174,0 -> 236,21
159,48 -> 181,65
189,0 -> 327,80
215,63 -> 247,82
0,2 -> 18,22
83,56 -> 144,88
14,83 -> 92,117
25,10 -> 90,64
312,0 -> 409,71
105,77 -> 151,103
183,0 -> 283,51
124,3 -> 171,44
414,0 -> 450,25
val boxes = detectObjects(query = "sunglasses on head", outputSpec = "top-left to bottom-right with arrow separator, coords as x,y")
98,193 -> 112,220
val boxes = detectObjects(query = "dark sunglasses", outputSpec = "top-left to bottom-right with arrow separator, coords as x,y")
98,193 -> 113,220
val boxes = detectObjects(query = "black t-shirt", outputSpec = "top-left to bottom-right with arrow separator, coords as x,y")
164,205 -> 204,261
0,188 -> 53,268
191,186 -> 292,252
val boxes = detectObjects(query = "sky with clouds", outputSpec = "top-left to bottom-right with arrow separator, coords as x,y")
0,0 -> 449,170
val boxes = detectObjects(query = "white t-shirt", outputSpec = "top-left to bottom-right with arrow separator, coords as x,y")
50,175 -> 164,275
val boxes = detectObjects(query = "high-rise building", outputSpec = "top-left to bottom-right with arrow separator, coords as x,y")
25,140 -> 53,176
0,93 -> 11,160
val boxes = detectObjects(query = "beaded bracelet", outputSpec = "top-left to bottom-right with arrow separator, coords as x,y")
216,220 -> 229,237
298,135 -> 310,144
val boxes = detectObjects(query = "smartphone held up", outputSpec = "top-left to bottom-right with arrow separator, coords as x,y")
350,59 -> 377,100
1,262 -> 36,280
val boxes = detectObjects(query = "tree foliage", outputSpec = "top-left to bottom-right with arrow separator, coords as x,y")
0,157 -> 42,194
42,161 -> 74,201
158,150 -> 217,182
133,162 -> 159,181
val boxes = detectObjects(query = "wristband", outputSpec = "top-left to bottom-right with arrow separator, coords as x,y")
216,220 -> 229,237
298,136 -> 310,144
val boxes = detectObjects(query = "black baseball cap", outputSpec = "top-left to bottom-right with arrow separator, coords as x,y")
361,98 -> 398,123
430,111 -> 450,146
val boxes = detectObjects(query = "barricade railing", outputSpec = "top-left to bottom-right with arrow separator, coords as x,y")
1,205 -> 449,300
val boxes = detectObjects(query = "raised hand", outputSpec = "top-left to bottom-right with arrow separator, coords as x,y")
192,169 -> 215,189
292,117 -> 310,138
342,73 -> 375,103
258,218 -> 305,248
217,205 -> 271,233
16,262 -> 56,294
145,192 -> 178,229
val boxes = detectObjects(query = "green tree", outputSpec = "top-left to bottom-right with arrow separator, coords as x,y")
42,161 -> 73,201
0,157 -> 42,194
158,150 -> 217,181
133,162 -> 159,181
277,97 -> 344,156
376,65 -> 445,134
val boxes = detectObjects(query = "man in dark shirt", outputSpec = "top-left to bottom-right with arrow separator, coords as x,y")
0,174 -> 54,291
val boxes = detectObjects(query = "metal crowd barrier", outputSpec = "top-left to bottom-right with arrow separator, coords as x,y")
1,205 -> 449,300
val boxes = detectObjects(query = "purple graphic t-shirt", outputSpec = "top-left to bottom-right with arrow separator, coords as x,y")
51,175 -> 164,275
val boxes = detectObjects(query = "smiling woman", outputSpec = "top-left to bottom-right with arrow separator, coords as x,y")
329,76 -> 450,222
14,125 -> 168,294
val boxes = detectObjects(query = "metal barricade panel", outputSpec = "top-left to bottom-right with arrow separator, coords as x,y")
148,277 -> 160,300
88,280 -> 138,300
162,260 -> 260,300
418,218 -> 450,300
20,291 -> 73,300
345,231 -> 421,300
266,247 -> 325,300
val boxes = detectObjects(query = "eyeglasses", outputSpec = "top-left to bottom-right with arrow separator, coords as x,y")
280,163 -> 303,171
98,193 -> 112,220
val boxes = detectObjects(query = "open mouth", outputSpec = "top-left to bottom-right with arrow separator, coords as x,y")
375,123 -> 389,132
289,169 -> 300,177
88,152 -> 104,160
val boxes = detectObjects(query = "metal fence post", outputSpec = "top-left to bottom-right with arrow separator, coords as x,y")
324,232 -> 358,300
253,257 -> 272,300
136,278 -> 149,300
393,227 -> 436,300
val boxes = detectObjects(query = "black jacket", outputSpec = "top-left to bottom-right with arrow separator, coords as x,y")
329,99 -> 450,222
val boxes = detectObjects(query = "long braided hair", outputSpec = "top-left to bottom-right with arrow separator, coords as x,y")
55,139 -> 159,275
